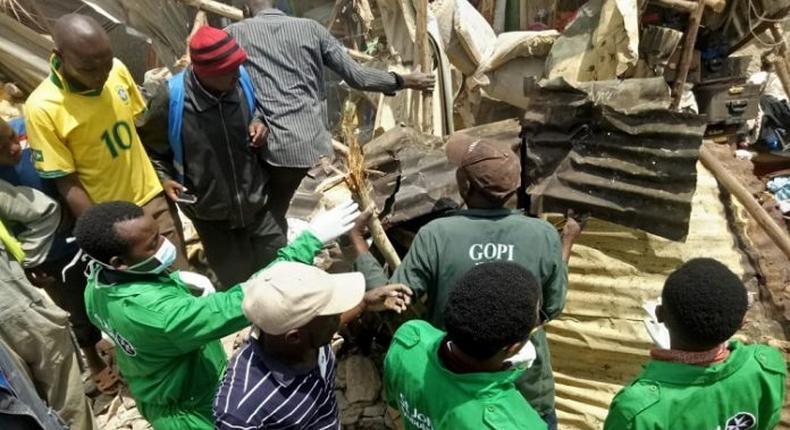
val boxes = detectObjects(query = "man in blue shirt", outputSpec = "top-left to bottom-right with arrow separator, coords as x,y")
0,117 -> 119,393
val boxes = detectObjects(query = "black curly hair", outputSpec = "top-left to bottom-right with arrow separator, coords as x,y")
74,201 -> 144,264
444,262 -> 541,360
662,258 -> 748,349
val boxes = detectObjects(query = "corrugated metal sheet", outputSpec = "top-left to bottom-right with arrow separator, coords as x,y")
522,78 -> 708,241
549,163 -> 764,429
288,125 -> 463,225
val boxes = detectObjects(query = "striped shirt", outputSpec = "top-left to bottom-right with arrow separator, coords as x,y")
226,9 -> 399,168
214,340 -> 339,430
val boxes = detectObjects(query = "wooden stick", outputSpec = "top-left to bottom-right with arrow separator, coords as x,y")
341,98 -> 403,268
414,0 -> 429,132
649,0 -> 726,13
178,0 -> 243,20
670,0 -> 705,111
699,146 -> 790,260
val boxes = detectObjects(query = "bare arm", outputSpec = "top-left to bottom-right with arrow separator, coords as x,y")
54,174 -> 93,219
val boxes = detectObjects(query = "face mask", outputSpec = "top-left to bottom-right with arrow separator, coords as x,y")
504,340 -> 537,370
123,238 -> 177,274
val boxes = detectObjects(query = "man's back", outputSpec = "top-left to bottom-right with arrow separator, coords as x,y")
391,208 -> 566,327
604,342 -> 786,430
384,320 -> 547,430
227,10 -> 333,167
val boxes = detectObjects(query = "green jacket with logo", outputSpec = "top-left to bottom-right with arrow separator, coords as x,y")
384,320 -> 547,430
604,341 -> 786,430
357,208 -> 567,416
84,232 -> 322,423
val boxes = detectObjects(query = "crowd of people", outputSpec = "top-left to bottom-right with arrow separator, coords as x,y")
0,1 -> 786,429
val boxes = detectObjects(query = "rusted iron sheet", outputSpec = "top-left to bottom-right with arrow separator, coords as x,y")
288,126 -> 462,226
522,78 -> 708,241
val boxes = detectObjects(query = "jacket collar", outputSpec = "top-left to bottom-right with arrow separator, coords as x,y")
49,55 -> 103,96
639,341 -> 749,385
255,8 -> 286,17
449,208 -> 523,218
248,337 -> 323,387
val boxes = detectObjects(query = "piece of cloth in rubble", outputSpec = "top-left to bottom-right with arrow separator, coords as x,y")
0,228 -> 96,430
384,320 -> 547,430
758,95 -> 790,153
604,341 -> 786,430
213,341 -> 338,429
767,177 -> 790,213
83,231 -> 322,430
354,208 -> 567,416
225,8 -> 400,168
139,68 -> 269,229
0,338 -> 67,430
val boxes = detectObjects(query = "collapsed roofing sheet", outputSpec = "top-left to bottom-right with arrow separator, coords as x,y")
549,163 -> 765,429
288,125 -> 462,226
0,13 -> 52,93
522,77 -> 708,241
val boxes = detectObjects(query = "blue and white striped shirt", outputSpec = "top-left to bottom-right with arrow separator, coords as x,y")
214,340 -> 339,430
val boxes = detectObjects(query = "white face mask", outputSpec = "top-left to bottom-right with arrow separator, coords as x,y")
504,340 -> 537,370
92,237 -> 177,275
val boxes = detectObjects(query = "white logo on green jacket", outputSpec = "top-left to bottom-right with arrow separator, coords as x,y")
399,393 -> 433,430
469,243 -> 515,262
717,412 -> 755,430
93,314 -> 137,357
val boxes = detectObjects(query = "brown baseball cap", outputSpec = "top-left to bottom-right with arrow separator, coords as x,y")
445,133 -> 521,202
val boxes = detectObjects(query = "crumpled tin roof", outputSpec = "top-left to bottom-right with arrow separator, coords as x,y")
522,78 -> 708,241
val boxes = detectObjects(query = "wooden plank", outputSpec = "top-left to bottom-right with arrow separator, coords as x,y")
670,0 -> 706,110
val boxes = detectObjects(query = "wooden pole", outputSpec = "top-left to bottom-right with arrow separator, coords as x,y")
179,0 -> 243,20
699,146 -> 790,260
769,24 -> 790,101
413,0 -> 429,132
670,0 -> 706,111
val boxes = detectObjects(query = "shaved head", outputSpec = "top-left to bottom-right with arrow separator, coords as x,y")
52,14 -> 113,90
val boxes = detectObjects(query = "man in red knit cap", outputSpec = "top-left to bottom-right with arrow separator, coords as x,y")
140,26 -> 284,290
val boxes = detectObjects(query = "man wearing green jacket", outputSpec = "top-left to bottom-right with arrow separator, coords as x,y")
74,199 -> 360,430
604,258 -> 786,429
352,135 -> 582,428
385,262 -> 547,430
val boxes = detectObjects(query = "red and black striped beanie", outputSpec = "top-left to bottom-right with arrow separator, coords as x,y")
189,26 -> 247,77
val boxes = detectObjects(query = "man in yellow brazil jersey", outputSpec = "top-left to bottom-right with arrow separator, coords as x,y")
23,13 -> 188,269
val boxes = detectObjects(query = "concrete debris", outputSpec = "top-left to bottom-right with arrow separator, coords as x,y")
342,355 -> 382,404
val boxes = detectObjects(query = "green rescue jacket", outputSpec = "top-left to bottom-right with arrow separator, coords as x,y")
604,341 -> 786,430
384,320 -> 547,430
84,231 -> 322,411
356,208 -> 567,416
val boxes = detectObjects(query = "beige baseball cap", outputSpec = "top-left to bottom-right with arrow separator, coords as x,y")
241,262 -> 365,335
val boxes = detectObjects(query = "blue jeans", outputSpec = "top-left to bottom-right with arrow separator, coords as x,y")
541,410 -> 558,430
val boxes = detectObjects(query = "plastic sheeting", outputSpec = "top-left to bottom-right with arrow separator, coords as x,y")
544,0 -> 639,82
547,163 -> 751,429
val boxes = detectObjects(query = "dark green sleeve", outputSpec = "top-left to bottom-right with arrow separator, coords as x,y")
390,228 -> 436,298
541,232 -> 568,322
353,252 -> 390,290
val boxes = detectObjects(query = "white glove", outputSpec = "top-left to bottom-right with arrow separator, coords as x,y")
642,299 -> 670,349
504,339 -> 537,370
307,199 -> 360,244
177,271 -> 216,296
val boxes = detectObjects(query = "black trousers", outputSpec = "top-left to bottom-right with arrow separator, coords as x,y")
192,208 -> 286,290
264,163 -> 310,235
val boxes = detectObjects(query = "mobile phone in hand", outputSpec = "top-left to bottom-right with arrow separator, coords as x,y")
176,192 -> 198,204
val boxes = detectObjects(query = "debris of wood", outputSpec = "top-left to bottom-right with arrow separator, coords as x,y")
669,0 -> 706,110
